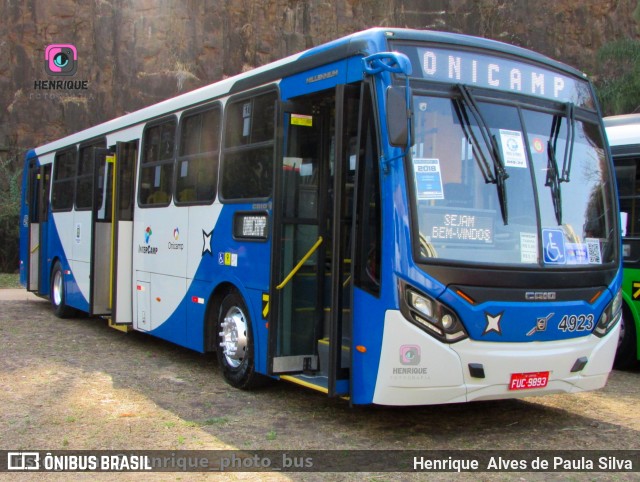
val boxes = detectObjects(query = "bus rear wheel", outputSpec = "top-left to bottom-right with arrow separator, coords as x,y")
216,291 -> 268,389
614,304 -> 638,369
50,261 -> 74,318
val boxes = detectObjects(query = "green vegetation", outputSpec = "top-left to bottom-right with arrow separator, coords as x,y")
594,38 -> 640,116
0,154 -> 22,274
0,273 -> 20,289
593,1 -> 640,116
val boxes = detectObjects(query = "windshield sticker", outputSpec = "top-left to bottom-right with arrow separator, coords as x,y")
586,238 -> 602,264
532,137 -> 544,153
291,114 -> 313,127
413,158 -> 444,200
499,129 -> 527,168
520,232 -> 537,263
300,162 -> 313,177
542,228 -> 566,264
565,242 -> 588,265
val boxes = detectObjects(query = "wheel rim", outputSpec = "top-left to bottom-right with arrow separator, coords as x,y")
219,306 -> 248,368
52,269 -> 63,307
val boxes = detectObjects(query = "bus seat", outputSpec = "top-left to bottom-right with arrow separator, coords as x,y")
179,188 -> 196,202
147,191 -> 169,204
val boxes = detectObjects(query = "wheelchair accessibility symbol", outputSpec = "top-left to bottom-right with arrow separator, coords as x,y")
542,228 -> 566,264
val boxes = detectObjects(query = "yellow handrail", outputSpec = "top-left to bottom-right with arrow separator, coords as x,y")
276,236 -> 323,290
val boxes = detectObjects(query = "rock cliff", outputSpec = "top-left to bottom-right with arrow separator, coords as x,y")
1,0 -> 638,151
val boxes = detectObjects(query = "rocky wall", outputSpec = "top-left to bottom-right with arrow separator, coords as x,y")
1,0 -> 638,152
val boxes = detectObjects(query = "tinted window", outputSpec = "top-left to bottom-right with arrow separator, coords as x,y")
176,106 -> 220,204
75,140 -> 106,210
139,118 -> 176,206
221,91 -> 276,200
615,154 -> 640,236
51,148 -> 76,211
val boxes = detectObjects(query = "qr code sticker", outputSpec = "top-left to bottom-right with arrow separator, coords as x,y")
586,238 -> 602,264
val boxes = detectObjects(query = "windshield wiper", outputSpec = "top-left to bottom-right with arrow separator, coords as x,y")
561,102 -> 575,182
456,84 -> 509,225
546,102 -> 576,225
546,116 -> 563,225
453,100 -> 495,185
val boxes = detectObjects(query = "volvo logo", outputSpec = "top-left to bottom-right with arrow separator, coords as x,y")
525,291 -> 557,301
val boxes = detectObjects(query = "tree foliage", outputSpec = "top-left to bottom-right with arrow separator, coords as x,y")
0,153 -> 23,273
595,38 -> 640,116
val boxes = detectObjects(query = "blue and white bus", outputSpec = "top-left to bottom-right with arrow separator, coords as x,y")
20,28 -> 622,405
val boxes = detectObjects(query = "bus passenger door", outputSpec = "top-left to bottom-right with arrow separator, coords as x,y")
27,161 -> 51,294
269,85 -> 359,396
269,97 -> 323,378
90,148 -> 114,315
89,142 -> 138,325
111,141 -> 138,326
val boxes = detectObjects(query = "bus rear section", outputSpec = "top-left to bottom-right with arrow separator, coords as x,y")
605,113 -> 640,369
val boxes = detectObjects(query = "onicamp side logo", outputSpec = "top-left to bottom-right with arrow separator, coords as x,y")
45,44 -> 78,76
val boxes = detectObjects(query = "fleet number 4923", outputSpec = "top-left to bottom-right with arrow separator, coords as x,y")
558,314 -> 594,332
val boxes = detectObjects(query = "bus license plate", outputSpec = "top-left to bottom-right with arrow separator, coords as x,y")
509,371 -> 549,390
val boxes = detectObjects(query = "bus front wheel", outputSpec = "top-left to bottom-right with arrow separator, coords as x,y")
50,261 -> 74,318
216,291 -> 267,389
614,304 -> 638,370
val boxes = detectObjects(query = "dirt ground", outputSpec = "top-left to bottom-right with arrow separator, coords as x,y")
1,294 -> 639,481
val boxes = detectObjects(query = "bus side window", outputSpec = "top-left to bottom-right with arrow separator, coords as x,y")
220,90 -> 277,201
175,104 -> 221,205
139,118 -> 176,207
616,155 -> 640,236
76,140 -> 106,210
354,85 -> 381,295
51,148 -> 77,212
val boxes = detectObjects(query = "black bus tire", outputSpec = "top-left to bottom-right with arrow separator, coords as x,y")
216,291 -> 268,389
614,304 -> 638,370
50,261 -> 75,318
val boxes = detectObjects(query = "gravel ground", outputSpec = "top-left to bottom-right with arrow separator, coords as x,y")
0,294 -> 639,481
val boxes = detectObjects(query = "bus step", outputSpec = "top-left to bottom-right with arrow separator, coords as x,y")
280,374 -> 350,397
280,374 -> 329,394
317,337 -> 351,377
107,318 -> 132,333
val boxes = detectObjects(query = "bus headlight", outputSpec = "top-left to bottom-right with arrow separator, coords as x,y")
401,283 -> 468,343
593,290 -> 622,337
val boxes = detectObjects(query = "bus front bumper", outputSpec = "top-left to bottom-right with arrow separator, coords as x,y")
371,310 -> 619,406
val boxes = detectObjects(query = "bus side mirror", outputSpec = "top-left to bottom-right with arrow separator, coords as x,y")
386,86 -> 413,148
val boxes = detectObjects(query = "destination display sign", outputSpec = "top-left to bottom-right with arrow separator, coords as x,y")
233,212 -> 269,241
393,44 -> 594,108
424,209 -> 494,244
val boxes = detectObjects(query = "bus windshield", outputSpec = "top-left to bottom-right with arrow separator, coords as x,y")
410,93 -> 616,267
